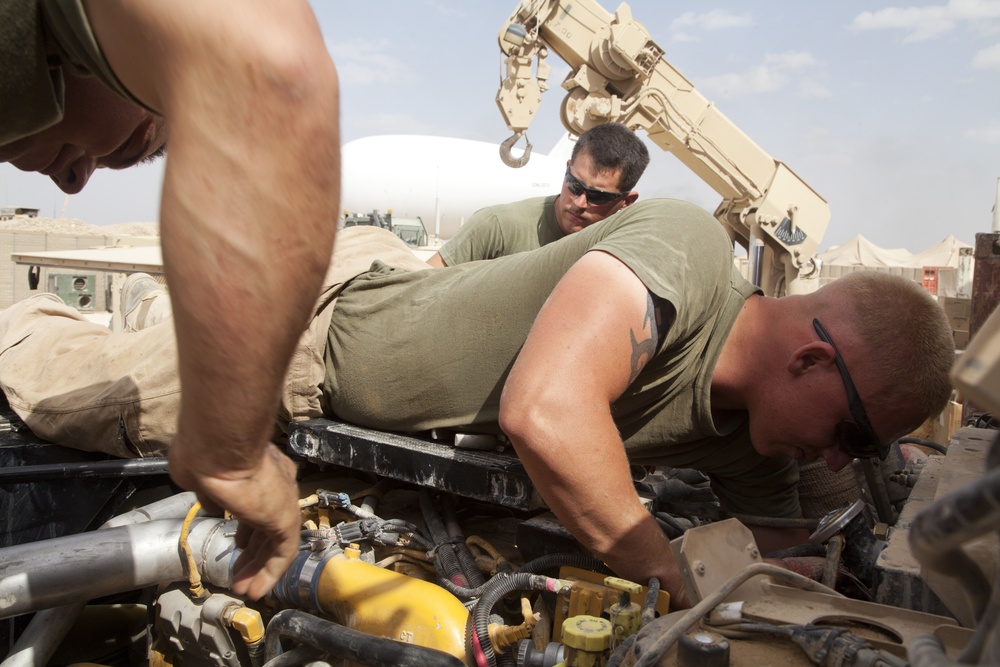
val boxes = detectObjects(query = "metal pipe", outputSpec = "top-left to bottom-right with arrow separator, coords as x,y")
821,534 -> 844,589
0,516 -> 236,619
1,493 -> 199,667
0,457 -> 170,483
748,235 -> 765,287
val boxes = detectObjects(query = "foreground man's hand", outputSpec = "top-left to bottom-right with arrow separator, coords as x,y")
169,443 -> 301,600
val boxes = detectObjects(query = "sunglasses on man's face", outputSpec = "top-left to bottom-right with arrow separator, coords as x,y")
564,167 -> 628,206
813,319 -> 887,460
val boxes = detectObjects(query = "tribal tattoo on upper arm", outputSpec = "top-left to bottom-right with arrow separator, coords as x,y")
627,292 -> 660,385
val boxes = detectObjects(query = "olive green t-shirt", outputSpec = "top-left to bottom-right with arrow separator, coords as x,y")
437,196 -> 564,265
324,198 -> 799,517
1,0 -> 144,146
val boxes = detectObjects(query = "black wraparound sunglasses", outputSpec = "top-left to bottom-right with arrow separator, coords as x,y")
813,318 -> 887,460
564,167 -> 628,206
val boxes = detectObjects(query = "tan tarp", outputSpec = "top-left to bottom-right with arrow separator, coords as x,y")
819,234 -> 971,269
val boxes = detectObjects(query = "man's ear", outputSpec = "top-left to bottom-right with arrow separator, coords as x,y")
788,341 -> 837,375
623,192 -> 639,206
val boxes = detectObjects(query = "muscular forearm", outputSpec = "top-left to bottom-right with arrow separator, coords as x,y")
91,0 -> 339,472
505,415 -> 684,599
83,0 -> 339,600
162,85 -> 338,473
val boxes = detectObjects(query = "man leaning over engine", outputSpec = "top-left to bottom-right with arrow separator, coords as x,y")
0,199 -> 955,603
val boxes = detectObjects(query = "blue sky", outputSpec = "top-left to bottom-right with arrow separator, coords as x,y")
1,0 -> 998,253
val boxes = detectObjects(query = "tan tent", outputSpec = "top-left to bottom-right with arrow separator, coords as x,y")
819,234 -> 970,269
818,234 -> 973,296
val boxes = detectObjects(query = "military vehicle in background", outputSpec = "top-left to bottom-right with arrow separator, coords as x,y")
341,209 -> 429,248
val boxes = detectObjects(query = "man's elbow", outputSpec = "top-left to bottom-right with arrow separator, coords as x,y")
230,10 -> 340,122
498,383 -> 560,447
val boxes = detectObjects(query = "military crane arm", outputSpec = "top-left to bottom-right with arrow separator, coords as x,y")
496,0 -> 829,295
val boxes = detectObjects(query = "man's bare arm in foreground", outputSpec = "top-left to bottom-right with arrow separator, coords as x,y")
84,0 -> 340,599
499,251 -> 686,600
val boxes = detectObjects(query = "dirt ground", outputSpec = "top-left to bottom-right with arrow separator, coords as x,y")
0,216 -> 159,238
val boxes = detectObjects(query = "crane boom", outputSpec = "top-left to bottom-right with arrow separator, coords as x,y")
496,0 -> 829,295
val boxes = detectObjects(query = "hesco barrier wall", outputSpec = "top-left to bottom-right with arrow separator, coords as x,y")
0,231 -> 159,311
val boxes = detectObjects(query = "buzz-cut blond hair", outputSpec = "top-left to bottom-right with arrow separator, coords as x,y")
824,271 -> 954,419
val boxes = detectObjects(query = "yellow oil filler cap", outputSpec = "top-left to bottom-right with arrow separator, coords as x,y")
561,615 -> 612,652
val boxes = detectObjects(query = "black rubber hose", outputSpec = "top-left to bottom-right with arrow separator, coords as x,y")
433,553 -> 486,600
445,552 -> 613,605
444,495 -> 487,588
898,437 -> 949,455
421,493 -> 452,543
263,609 -> 465,667
421,494 -> 470,589
517,552 -> 610,576
473,572 -> 561,667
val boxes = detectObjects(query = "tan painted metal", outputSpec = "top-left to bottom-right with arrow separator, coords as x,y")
672,518 -> 974,661
496,1 -> 830,295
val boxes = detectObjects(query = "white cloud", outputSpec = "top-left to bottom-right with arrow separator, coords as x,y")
966,123 -> 1000,143
702,69 -> 784,99
327,39 -> 408,85
764,52 -> 817,69
701,51 -> 827,99
852,0 -> 1000,42
670,31 -> 698,43
972,42 -> 1000,68
670,10 -> 752,33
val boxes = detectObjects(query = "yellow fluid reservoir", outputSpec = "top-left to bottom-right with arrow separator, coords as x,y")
315,554 -> 469,661
562,615 -> 612,667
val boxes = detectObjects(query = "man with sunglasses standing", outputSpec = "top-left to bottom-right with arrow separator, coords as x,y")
427,122 -> 649,267
0,0 -> 339,600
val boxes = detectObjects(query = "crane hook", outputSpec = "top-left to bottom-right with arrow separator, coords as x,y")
499,132 -> 533,168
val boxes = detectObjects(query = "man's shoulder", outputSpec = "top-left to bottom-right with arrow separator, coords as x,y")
592,198 -> 731,256
483,195 -> 555,218
580,198 -> 742,309
439,196 -> 556,264
609,198 -> 718,229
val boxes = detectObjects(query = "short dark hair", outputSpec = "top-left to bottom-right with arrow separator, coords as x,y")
571,123 -> 650,192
